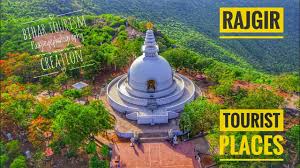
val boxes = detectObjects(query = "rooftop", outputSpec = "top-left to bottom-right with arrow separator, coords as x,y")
72,81 -> 88,90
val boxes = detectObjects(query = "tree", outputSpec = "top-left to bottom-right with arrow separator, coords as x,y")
102,26 -> 115,36
118,25 -> 126,31
81,45 -> 106,79
54,73 -> 69,90
162,48 -> 191,71
6,140 -> 21,158
31,150 -> 45,168
0,154 -> 9,167
40,76 -> 55,96
125,38 -> 143,60
45,98 -> 73,119
4,96 -> 35,127
0,53 -> 40,82
213,80 -> 233,98
63,89 -> 82,99
9,155 -> 27,168
297,99 -> 300,110
100,44 -> 119,71
0,141 -> 8,167
286,125 -> 300,155
28,116 -> 51,148
0,79 -> 38,128
179,97 -> 220,135
65,68 -> 80,79
127,16 -> 137,27
212,80 -> 248,107
89,155 -> 109,168
25,83 -> 42,95
82,86 -> 92,101
237,88 -> 284,109
85,141 -> 97,154
179,112 -> 191,133
273,73 -> 300,93
0,141 -> 6,155
100,145 -> 110,159
51,100 -> 113,151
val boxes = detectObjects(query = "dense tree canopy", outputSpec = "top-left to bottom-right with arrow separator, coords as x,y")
286,125 -> 300,156
51,100 -> 113,151
0,140 -> 27,168
9,155 -> 27,168
237,88 -> 284,109
179,97 -> 220,135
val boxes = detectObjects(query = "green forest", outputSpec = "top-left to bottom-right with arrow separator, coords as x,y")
1,0 -> 299,73
0,0 -> 299,168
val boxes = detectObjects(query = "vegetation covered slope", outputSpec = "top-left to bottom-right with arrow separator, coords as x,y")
0,11 -> 299,167
95,0 -> 300,73
1,0 -> 299,73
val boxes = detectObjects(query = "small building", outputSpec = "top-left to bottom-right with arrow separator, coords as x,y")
72,81 -> 88,90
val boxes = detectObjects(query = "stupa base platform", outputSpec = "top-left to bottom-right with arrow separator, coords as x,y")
107,73 -> 195,125
102,96 -> 181,138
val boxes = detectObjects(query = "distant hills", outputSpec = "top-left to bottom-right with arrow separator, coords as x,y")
1,0 -> 299,73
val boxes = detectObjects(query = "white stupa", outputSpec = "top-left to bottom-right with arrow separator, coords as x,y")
107,26 -> 196,125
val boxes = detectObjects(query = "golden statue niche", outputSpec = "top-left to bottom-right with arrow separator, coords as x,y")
146,21 -> 154,30
147,80 -> 156,92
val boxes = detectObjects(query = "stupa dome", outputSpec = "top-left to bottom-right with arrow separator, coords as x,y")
128,30 -> 173,92
129,55 -> 173,92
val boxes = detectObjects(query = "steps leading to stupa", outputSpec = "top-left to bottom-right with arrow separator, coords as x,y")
138,132 -> 169,142
139,136 -> 169,142
146,98 -> 158,110
139,132 -> 168,138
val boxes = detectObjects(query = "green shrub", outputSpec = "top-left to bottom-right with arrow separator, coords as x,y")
286,125 -> 300,155
0,141 -> 6,154
272,73 -> 300,92
213,80 -> 233,98
237,88 -> 284,109
89,155 -> 109,168
179,97 -> 220,135
6,140 -> 20,158
100,145 -> 110,158
0,154 -> 9,168
49,140 -> 65,154
297,99 -> 300,110
9,155 -> 27,168
86,141 -> 97,154
31,150 -> 45,168
45,98 -> 73,118
63,89 -> 82,99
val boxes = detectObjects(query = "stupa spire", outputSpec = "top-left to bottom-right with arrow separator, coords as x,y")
143,22 -> 159,57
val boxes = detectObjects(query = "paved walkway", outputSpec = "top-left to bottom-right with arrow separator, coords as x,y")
111,142 -> 198,168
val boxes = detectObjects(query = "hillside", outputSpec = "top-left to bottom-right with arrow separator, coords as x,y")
0,12 -> 299,168
1,0 -> 299,73
95,0 -> 300,73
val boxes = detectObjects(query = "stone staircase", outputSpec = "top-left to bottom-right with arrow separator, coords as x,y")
146,98 -> 158,110
138,132 -> 169,143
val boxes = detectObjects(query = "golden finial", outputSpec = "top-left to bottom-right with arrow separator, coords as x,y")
146,21 -> 154,30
